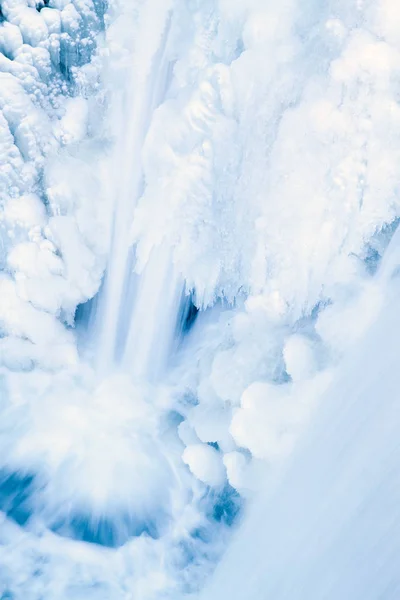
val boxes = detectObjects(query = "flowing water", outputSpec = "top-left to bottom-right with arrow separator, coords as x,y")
95,6 -> 181,381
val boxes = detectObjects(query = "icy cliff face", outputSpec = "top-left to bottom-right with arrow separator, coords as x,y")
0,0 -> 108,371
130,0 -> 400,312
1,0 -> 400,599
147,0 -> 400,497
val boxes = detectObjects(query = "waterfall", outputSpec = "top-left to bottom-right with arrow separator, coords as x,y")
94,4 -> 181,380
122,245 -> 184,380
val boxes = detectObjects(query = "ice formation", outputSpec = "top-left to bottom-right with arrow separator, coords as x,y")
1,0 -> 400,598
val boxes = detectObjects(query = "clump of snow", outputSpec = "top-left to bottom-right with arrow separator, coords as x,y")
230,375 -> 331,463
283,335 -> 317,382
183,444 -> 226,488
223,451 -> 248,492
54,96 -> 89,145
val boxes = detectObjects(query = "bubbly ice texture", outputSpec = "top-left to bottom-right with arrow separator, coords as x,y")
0,0 -> 109,373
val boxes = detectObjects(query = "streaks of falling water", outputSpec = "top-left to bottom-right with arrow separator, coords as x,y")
122,244 -> 184,381
95,4 -> 180,379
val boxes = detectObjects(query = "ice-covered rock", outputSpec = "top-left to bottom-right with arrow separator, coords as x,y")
182,443 -> 226,488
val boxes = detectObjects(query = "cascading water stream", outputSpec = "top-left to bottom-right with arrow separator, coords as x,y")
122,245 -> 184,380
29,2 -> 197,548
95,4 -> 181,379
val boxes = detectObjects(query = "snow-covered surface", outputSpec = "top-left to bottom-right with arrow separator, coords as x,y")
0,0 -> 108,372
1,0 -> 400,598
200,253 -> 400,600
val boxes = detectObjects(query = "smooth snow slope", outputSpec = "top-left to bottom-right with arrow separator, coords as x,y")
200,248 -> 400,599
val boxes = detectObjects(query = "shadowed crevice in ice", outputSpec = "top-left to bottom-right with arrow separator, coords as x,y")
49,512 -> 163,548
0,470 -> 169,548
75,291 -> 101,338
361,218 -> 400,276
202,484 -> 242,529
0,472 -> 36,527
35,1 -> 50,12
170,487 -> 243,583
175,292 -> 199,340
